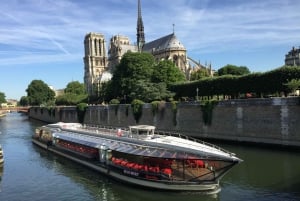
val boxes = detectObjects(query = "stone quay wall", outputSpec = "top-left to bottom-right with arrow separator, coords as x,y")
28,97 -> 300,147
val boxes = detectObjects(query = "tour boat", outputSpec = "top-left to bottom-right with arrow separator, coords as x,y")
0,145 -> 4,167
32,122 -> 242,193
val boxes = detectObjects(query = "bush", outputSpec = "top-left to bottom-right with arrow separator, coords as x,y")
170,66 -> 300,99
151,100 -> 161,116
131,99 -> 144,123
109,99 -> 120,105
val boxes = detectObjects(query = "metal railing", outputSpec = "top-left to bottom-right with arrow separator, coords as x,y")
81,123 -> 234,156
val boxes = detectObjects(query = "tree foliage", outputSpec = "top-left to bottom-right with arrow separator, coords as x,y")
190,68 -> 210,81
128,81 -> 174,103
152,60 -> 186,85
107,52 -> 180,103
109,52 -> 154,101
26,80 -> 55,106
19,96 -> 29,106
284,79 -> 300,94
65,81 -> 86,95
0,92 -> 6,103
170,66 -> 300,99
218,64 -> 250,76
56,81 -> 87,105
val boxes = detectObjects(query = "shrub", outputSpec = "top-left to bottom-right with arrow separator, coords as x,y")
109,99 -> 120,105
131,99 -> 144,123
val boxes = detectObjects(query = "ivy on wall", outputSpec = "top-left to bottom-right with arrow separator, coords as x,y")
151,101 -> 160,116
47,107 -> 55,117
125,105 -> 130,117
131,99 -> 144,123
201,100 -> 218,126
76,103 -> 88,123
109,99 -> 120,116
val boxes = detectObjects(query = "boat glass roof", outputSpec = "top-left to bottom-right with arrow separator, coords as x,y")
52,132 -> 194,159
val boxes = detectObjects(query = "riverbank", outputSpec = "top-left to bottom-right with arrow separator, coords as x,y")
28,97 -> 300,148
0,111 -> 7,118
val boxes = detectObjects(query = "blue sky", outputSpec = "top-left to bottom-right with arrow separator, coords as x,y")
0,0 -> 299,100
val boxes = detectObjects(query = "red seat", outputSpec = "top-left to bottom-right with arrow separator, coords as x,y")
149,166 -> 160,173
120,160 -> 128,166
195,160 -> 204,168
162,168 -> 172,176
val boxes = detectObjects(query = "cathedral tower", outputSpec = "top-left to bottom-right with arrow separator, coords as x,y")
83,32 -> 108,95
136,0 -> 145,52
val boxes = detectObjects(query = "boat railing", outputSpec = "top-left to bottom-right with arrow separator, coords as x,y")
81,124 -> 234,156
82,124 -> 130,136
155,130 -> 235,156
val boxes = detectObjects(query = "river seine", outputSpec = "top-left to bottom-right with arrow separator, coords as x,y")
0,112 -> 299,201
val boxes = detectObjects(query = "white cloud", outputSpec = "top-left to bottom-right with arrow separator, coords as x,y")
0,0 -> 299,66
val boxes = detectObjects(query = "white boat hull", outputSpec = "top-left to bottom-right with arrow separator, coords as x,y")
32,139 -> 220,192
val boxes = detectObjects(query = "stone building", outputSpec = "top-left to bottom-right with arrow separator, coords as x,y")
83,0 -> 212,95
108,35 -> 138,72
285,46 -> 300,66
83,33 -> 108,95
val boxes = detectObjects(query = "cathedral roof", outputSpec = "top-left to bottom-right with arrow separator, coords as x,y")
142,33 -> 185,53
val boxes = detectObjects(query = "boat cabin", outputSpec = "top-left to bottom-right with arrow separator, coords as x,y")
129,125 -> 155,139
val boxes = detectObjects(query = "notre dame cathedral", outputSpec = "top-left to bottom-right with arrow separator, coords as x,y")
83,0 -> 212,95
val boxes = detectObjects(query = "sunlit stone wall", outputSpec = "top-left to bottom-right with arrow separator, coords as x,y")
28,97 -> 300,147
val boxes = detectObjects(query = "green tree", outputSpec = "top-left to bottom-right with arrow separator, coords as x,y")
19,96 -> 29,106
152,60 -> 186,85
26,80 -> 55,106
190,68 -> 210,81
96,81 -> 110,103
56,81 -> 87,105
65,81 -> 86,95
109,52 -> 155,102
218,64 -> 250,76
0,92 -> 6,103
129,81 -> 174,102
284,79 -> 300,94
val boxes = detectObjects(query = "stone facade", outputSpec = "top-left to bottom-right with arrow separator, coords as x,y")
108,35 -> 138,72
285,46 -> 300,66
83,0 -> 212,95
83,33 -> 108,95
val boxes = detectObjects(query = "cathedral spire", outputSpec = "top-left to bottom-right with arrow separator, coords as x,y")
137,0 -> 145,52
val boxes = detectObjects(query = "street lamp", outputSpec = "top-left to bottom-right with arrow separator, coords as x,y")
196,87 -> 199,101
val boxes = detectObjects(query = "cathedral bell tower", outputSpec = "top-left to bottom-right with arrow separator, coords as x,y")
83,33 -> 108,95
136,0 -> 145,52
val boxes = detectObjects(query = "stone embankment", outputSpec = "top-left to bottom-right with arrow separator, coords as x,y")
28,97 -> 300,147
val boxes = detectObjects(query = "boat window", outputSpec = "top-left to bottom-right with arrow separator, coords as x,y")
129,125 -> 155,138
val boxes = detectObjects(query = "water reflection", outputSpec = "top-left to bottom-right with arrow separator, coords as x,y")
34,146 -> 120,201
0,166 -> 3,192
220,144 -> 300,201
0,113 -> 300,201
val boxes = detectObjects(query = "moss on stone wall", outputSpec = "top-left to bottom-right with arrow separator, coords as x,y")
131,99 -> 144,123
77,103 -> 88,123
200,99 -> 218,126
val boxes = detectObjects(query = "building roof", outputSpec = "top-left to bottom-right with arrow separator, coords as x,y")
142,33 -> 185,53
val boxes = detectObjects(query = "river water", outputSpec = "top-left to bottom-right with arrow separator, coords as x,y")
0,112 -> 299,201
